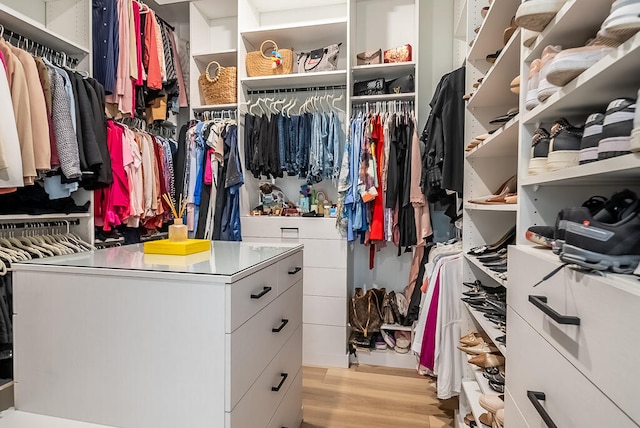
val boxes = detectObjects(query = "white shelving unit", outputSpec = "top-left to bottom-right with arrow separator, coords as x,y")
192,103 -> 238,113
467,355 -> 503,396
466,116 -> 519,159
351,61 -> 415,80
241,70 -> 348,90
464,303 -> 507,356
461,380 -> 485,428
464,203 -> 517,212
350,92 -> 415,103
465,254 -> 508,287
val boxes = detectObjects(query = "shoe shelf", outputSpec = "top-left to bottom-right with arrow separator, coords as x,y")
354,348 -> 418,370
515,245 -> 640,296
192,103 -> 238,113
525,0 -> 612,63
464,303 -> 507,356
461,380 -> 485,428
467,29 -> 520,121
521,153 -> 640,187
240,70 -> 347,91
467,355 -> 502,397
464,254 -> 508,287
351,62 -> 415,81
350,92 -> 416,103
192,49 -> 238,68
522,33 -> 640,125
464,203 -> 518,212
454,409 -> 467,428
0,213 -> 92,222
466,0 -> 520,63
466,116 -> 519,159
381,323 -> 413,332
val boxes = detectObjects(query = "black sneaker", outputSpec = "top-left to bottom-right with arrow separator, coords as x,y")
528,127 -> 551,175
525,225 -> 554,248
598,98 -> 636,159
579,113 -> 605,164
553,191 -> 636,254
547,118 -> 584,171
561,195 -> 640,273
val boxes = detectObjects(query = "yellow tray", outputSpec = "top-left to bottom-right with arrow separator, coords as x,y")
143,239 -> 211,256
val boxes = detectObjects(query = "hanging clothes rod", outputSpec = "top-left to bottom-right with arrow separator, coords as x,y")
247,85 -> 347,95
0,25 -> 80,67
0,219 -> 81,229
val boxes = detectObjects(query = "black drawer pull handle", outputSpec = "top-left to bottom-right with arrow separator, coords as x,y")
529,295 -> 580,325
251,286 -> 272,299
528,390 -> 558,428
280,227 -> 299,232
271,372 -> 288,391
288,267 -> 302,275
272,319 -> 289,333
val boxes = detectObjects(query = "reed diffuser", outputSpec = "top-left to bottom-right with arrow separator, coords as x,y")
163,193 -> 188,242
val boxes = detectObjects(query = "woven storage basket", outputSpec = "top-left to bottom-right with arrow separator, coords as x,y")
245,40 -> 293,77
198,61 -> 237,105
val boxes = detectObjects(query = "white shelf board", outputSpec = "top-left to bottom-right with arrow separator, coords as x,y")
467,355 -> 502,397
461,380 -> 485,427
192,49 -> 238,69
454,0 -> 467,41
523,33 -> 640,125
381,323 -> 413,332
241,70 -> 347,90
351,92 -> 415,103
464,303 -> 507,356
241,18 -> 347,50
0,213 -> 91,222
467,29 -> 520,117
0,3 -> 89,56
192,103 -> 238,112
354,348 -> 417,370
0,408 -> 113,427
466,116 -> 519,159
464,203 -> 518,212
521,153 -> 640,186
465,253 -> 507,287
467,0 -> 520,63
351,62 -> 415,81
525,0 -> 612,63
515,245 -> 640,297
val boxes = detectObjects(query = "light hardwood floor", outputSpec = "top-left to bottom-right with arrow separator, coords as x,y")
301,365 -> 457,428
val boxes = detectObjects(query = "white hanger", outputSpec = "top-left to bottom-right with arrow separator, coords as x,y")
332,93 -> 345,114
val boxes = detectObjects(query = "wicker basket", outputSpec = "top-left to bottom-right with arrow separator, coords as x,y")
245,40 -> 294,77
198,61 -> 237,105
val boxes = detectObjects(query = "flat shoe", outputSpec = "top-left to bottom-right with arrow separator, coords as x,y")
457,342 -> 499,355
479,412 -> 493,427
510,75 -> 520,94
486,49 -> 502,63
460,331 -> 483,346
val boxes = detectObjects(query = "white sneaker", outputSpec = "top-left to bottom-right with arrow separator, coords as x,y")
536,45 -> 563,102
515,0 -> 567,32
545,45 -> 614,87
522,29 -> 540,48
631,89 -> 640,152
603,0 -> 640,42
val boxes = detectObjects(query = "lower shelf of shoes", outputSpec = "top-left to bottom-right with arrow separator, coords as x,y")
464,254 -> 508,287
464,303 -> 507,355
467,354 -> 502,397
461,380 -> 485,427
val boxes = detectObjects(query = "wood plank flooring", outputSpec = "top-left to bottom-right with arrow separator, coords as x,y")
302,365 -> 457,428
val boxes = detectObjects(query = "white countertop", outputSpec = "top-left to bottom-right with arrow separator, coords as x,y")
13,241 -> 303,280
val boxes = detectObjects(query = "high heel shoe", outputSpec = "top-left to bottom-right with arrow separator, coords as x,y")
459,332 -> 483,346
468,226 -> 516,256
468,175 -> 517,205
469,353 -> 505,369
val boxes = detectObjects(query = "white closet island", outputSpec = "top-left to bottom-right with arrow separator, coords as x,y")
9,242 -> 304,428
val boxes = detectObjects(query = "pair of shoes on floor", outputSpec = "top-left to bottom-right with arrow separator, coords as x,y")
527,189 -> 640,274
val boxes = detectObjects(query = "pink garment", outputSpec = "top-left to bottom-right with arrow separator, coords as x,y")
0,51 -> 5,73
168,28 -> 188,107
105,0 -> 133,115
97,122 -> 130,231
132,1 -> 143,85
204,148 -> 214,185
419,272 -> 440,371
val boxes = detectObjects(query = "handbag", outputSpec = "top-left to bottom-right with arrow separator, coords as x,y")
245,39 -> 294,77
349,287 -> 383,337
356,49 -> 382,65
297,43 -> 341,73
384,44 -> 413,63
353,78 -> 385,96
381,291 -> 396,325
385,74 -> 415,94
198,61 -> 237,105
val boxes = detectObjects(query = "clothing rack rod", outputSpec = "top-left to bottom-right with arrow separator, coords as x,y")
0,219 -> 81,229
0,26 -> 80,65
247,84 -> 347,95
